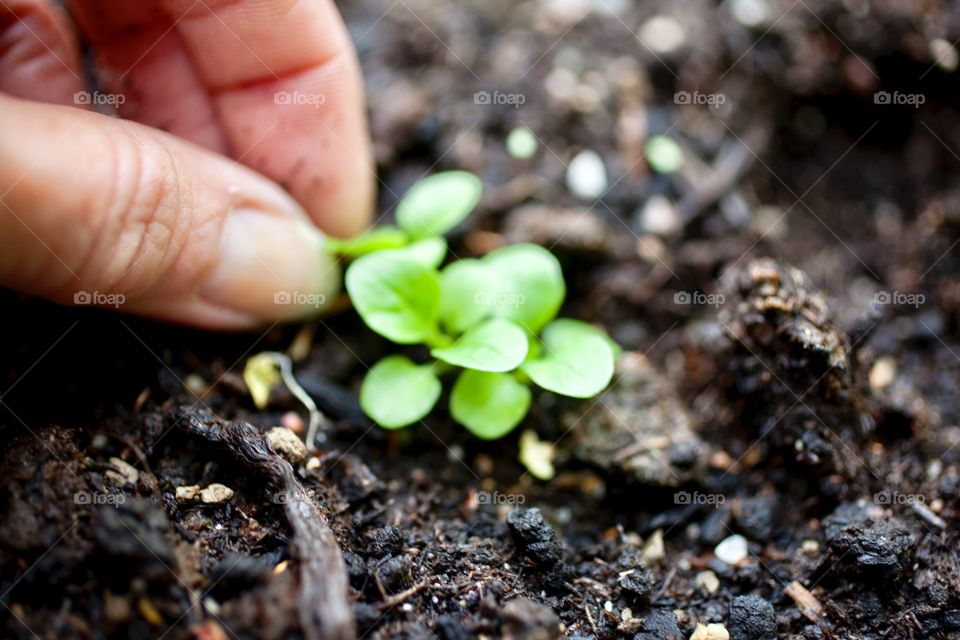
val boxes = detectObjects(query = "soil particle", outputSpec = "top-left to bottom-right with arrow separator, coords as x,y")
619,566 -> 655,601
634,608 -> 683,640
199,483 -> 235,504
822,502 -> 913,582
368,526 -> 406,558
716,258 -> 862,472
727,594 -> 777,640
507,508 -> 565,569
501,598 -> 561,640
375,555 -> 412,594
690,622 -> 729,640
267,426 -> 307,465
734,495 -> 775,541
568,353 -> 709,486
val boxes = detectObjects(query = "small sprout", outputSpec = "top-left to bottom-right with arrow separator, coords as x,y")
336,170 -> 619,441
243,351 -> 327,453
243,352 -> 281,410
645,135 -> 684,173
506,126 -> 539,159
518,430 -> 556,480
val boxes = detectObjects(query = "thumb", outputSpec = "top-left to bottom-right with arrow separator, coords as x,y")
0,94 -> 340,329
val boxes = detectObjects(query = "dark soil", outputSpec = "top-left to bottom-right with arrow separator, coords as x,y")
3,1 -> 960,638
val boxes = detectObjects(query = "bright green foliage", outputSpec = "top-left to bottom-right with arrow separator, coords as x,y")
330,170 -> 618,439
360,355 -> 441,428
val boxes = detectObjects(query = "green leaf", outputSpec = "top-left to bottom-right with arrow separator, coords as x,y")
243,353 -> 281,409
521,319 -> 615,398
400,237 -> 448,269
360,355 -> 441,428
431,318 -> 529,372
325,226 -> 410,257
439,259 -> 494,334
396,171 -> 482,239
450,369 -> 531,439
345,251 -> 443,345
484,244 -> 565,333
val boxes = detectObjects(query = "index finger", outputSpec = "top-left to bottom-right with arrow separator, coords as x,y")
69,0 -> 374,238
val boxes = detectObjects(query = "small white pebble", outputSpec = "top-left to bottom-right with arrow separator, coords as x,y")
638,15 -> 686,54
869,357 -> 896,389
695,570 -> 720,594
175,485 -> 200,503
106,457 -> 139,486
930,37 -> 959,72
200,483 -> 235,504
641,529 -> 666,562
566,150 -> 608,199
729,0 -> 770,27
714,534 -> 748,565
402,603 -> 414,612
801,539 -> 820,556
267,426 -> 307,465
690,622 -> 730,640
639,195 -> 681,236
621,607 -> 633,621
604,600 -> 614,612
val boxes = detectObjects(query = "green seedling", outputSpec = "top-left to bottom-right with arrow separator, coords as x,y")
324,170 -> 618,439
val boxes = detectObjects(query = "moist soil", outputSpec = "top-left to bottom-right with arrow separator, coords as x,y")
3,1 -> 960,638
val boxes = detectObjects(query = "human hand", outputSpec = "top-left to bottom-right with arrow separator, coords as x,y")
0,0 -> 373,328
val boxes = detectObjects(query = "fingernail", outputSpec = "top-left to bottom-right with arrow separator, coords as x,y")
200,209 -> 341,320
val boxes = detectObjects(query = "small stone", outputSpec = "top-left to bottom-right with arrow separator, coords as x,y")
641,529 -> 665,562
638,15 -> 686,54
619,567 -> 655,599
868,357 -> 896,389
507,508 -> 565,569
175,485 -> 200,502
800,539 -> 820,556
199,483 -> 234,504
729,0 -> 770,27
106,457 -> 139,487
566,150 -> 608,199
639,195 -> 681,236
930,38 -> 959,72
728,594 -> 777,640
690,622 -> 729,640
695,570 -> 720,594
281,411 -> 305,433
267,426 -> 307,465
714,534 -> 748,565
